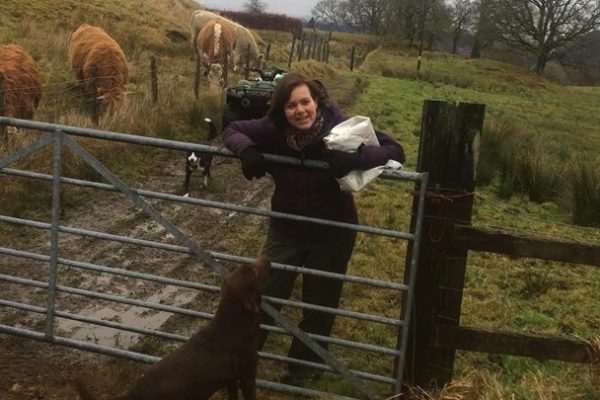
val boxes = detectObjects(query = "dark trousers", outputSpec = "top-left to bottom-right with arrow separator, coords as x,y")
259,227 -> 357,376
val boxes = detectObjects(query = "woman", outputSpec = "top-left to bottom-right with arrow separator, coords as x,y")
223,72 -> 405,383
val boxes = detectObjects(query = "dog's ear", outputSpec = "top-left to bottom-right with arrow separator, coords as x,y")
252,255 -> 271,287
241,257 -> 270,312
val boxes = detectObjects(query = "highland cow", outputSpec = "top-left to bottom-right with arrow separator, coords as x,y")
0,44 -> 43,121
68,24 -> 128,106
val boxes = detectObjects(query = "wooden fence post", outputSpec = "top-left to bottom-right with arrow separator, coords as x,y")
305,31 -> 314,60
298,31 -> 306,61
265,43 -> 271,62
150,56 -> 158,103
350,46 -> 355,71
0,72 -> 5,138
311,34 -> 318,59
0,71 -> 4,116
194,57 -> 201,100
326,32 -> 332,63
244,44 -> 251,80
400,99 -> 485,388
288,35 -> 296,69
319,37 -> 326,61
90,65 -> 100,125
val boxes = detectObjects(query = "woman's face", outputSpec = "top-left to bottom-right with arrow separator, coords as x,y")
284,84 -> 317,131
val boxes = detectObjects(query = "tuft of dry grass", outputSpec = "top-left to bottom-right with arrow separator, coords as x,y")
386,380 -> 475,400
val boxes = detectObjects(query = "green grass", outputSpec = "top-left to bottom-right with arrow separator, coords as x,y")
1,1 -> 600,399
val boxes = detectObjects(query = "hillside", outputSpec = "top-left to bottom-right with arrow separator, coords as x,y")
1,1 -> 600,400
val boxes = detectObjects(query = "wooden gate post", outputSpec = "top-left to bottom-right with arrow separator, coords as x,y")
401,99 -> 485,388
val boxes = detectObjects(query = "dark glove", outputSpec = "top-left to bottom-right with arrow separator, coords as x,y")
239,147 -> 266,180
326,149 -> 361,178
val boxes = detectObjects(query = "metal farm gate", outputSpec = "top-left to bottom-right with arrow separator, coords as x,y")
0,116 -> 428,400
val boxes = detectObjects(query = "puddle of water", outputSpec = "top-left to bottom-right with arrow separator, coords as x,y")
57,285 -> 200,348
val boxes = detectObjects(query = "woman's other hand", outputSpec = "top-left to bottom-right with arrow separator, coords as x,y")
239,147 -> 267,180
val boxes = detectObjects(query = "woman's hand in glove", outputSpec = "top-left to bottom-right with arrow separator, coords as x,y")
239,147 -> 267,180
326,149 -> 361,178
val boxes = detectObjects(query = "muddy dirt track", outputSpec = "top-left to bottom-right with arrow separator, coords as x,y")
0,148 -> 274,399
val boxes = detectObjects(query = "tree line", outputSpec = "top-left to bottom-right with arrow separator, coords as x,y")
309,0 -> 600,74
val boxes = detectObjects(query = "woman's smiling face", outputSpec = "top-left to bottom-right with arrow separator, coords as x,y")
284,84 -> 317,131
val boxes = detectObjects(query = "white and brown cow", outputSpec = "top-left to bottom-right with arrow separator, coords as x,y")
197,18 -> 237,88
191,10 -> 263,71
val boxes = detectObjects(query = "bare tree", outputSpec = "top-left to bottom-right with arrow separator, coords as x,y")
312,0 -> 344,30
491,0 -> 600,74
243,0 -> 267,13
425,0 -> 452,50
312,0 -> 391,33
471,0 -> 499,58
449,0 -> 473,54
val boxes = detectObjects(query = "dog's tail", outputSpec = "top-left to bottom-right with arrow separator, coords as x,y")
72,378 -> 100,400
204,117 -> 218,141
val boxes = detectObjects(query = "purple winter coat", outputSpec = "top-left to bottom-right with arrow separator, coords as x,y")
223,104 -> 405,241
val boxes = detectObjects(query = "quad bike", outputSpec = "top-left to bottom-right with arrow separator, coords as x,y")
222,66 -> 286,128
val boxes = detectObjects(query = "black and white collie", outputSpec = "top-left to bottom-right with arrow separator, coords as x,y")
183,118 -> 217,197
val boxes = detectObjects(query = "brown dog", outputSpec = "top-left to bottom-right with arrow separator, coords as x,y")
75,256 -> 271,400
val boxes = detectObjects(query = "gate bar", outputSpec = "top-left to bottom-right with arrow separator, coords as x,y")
0,215 -> 409,291
0,116 -> 423,183
0,167 -> 414,240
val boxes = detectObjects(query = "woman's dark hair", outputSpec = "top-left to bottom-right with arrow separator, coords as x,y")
267,72 -> 334,129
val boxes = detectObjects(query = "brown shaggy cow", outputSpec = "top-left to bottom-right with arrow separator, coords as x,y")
0,44 -> 43,121
197,18 -> 237,88
68,24 -> 128,106
74,256 -> 271,400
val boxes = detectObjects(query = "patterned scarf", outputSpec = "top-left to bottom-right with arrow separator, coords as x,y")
284,111 -> 325,151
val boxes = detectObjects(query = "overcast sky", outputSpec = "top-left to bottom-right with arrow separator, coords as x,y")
197,0 -> 318,18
